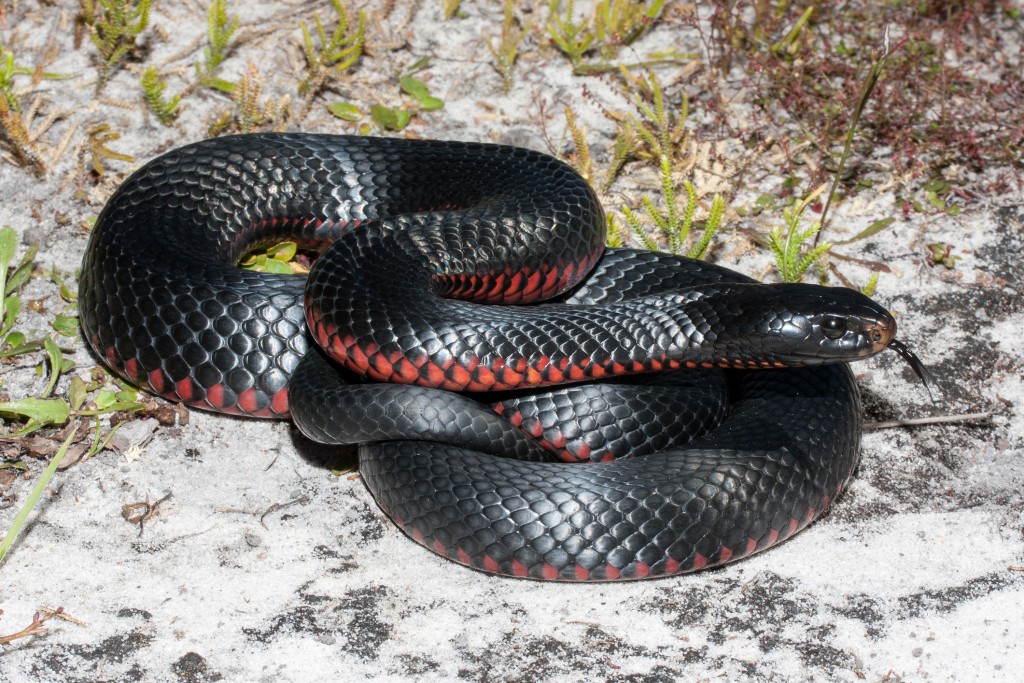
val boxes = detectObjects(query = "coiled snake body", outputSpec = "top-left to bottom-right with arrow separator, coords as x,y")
80,134 -> 902,581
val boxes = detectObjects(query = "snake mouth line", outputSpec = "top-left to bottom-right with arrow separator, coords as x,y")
888,338 -> 935,401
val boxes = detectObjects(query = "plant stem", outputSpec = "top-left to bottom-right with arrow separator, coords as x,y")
816,24 -> 896,247
0,429 -> 76,565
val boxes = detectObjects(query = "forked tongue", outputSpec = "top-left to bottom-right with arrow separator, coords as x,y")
888,338 -> 936,403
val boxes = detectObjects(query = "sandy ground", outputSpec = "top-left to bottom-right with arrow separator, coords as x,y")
1,2 -> 1022,681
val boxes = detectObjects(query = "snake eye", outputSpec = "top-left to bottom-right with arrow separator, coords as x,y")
820,316 -> 848,340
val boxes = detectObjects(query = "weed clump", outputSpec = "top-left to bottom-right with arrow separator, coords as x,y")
79,0 -> 151,87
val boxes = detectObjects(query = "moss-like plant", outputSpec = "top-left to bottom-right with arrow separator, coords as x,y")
613,73 -> 724,258
140,66 -> 181,126
195,0 -> 239,93
79,0 -> 151,87
768,186 -> 833,283
210,62 -> 291,136
594,0 -> 664,56
0,47 -> 45,175
298,0 -> 366,114
488,0 -> 530,93
547,0 -> 595,65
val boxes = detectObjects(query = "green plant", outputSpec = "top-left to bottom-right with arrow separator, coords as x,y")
240,241 -> 302,274
298,0 -> 366,114
0,228 -> 143,446
209,63 -> 291,136
547,0 -> 595,65
767,185 -> 833,283
0,430 -> 77,566
370,104 -> 411,132
332,73 -> 444,132
815,25 -> 896,246
563,103 -> 637,193
79,0 -> 151,86
488,0 -> 530,93
140,66 -> 181,126
618,180 -> 725,259
611,73 -> 725,258
400,75 -> 444,111
594,0 -> 664,56
195,0 -> 239,93
0,47 -> 45,175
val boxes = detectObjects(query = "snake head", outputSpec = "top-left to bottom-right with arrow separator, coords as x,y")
725,283 -> 896,365
729,283 -> 935,399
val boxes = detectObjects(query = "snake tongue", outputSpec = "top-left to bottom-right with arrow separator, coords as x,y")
888,338 -> 936,403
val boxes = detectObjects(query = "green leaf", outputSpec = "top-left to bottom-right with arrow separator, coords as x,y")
417,96 -> 444,111
370,104 -> 410,131
836,217 -> 896,245
267,241 -> 297,261
93,389 -> 120,410
50,269 -> 77,302
399,74 -> 430,99
53,314 -> 79,337
0,334 -> 40,356
925,190 -> 946,210
5,241 -> 38,296
259,259 -> 294,275
0,397 -> 70,428
4,330 -> 26,348
0,226 -> 15,270
76,400 -> 145,416
208,77 -> 236,93
327,102 -> 362,121
42,336 -> 63,397
0,429 -> 77,566
69,375 -> 88,410
1,296 -> 19,336
400,75 -> 443,110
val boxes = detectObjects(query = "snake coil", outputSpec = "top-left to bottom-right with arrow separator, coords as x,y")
80,134 -> 906,581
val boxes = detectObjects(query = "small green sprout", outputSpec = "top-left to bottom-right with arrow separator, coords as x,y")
80,0 -> 151,86
370,105 -> 411,132
488,0 -> 530,93
341,72 -> 444,132
926,243 -> 960,269
298,0 -> 366,114
768,186 -> 833,283
547,0 -> 595,65
400,75 -> 444,111
0,430 -> 77,566
594,0 -> 664,56
140,66 -> 181,126
195,0 -> 239,92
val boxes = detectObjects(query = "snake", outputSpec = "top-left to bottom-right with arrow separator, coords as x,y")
79,133 -> 927,581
